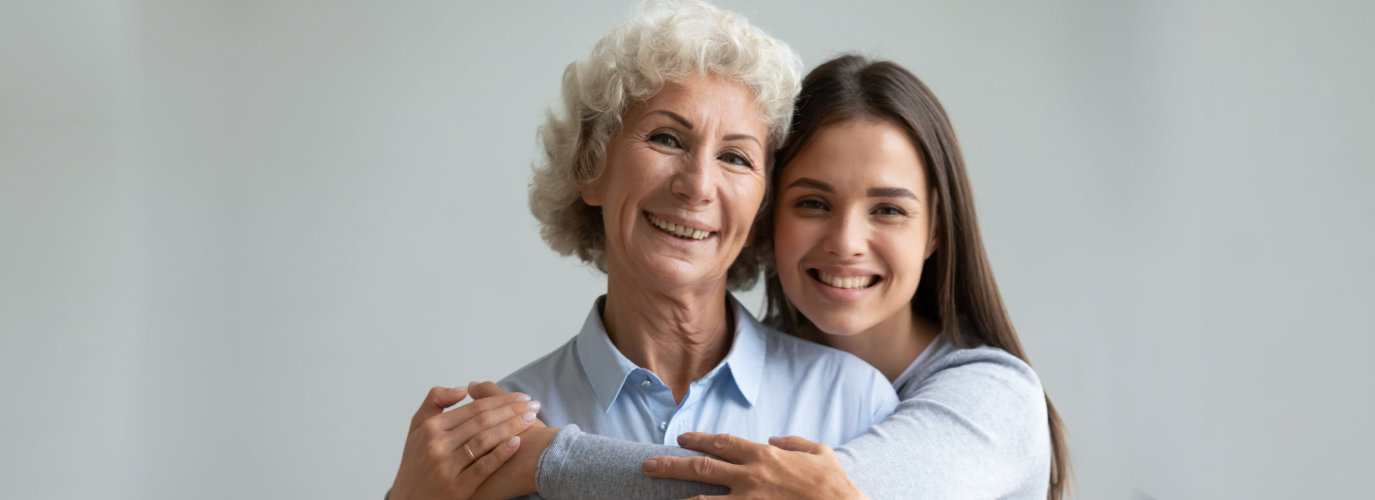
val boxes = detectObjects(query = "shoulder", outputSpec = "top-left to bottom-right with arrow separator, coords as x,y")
906,342 -> 1044,403
498,336 -> 579,398
757,326 -> 898,412
762,325 -> 881,378
897,341 -> 1049,455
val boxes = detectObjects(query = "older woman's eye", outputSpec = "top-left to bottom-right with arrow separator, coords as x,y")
649,133 -> 682,149
719,152 -> 754,169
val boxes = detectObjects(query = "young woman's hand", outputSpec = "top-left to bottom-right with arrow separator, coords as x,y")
388,386 -> 541,500
641,432 -> 868,500
463,381 -> 555,500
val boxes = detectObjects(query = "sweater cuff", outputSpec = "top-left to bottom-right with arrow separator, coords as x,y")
535,424 -> 581,497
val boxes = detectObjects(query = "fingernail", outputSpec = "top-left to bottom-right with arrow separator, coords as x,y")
507,436 -> 521,448
642,459 -> 658,472
527,401 -> 541,412
676,434 -> 688,445
523,411 -> 537,422
515,393 -> 531,402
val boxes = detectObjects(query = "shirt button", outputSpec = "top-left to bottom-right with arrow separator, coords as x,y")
659,421 -> 667,431
641,379 -> 651,388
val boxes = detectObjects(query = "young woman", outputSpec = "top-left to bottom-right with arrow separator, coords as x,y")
454,54 -> 1071,499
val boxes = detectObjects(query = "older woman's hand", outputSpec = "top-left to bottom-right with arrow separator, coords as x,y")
641,432 -> 868,500
388,386 -> 541,500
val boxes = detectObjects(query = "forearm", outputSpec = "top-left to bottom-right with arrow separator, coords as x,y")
537,425 -> 727,500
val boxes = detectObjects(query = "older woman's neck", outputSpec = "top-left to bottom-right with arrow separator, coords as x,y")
602,281 -> 733,404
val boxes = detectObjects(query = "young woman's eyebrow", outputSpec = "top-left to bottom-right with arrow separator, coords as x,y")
785,177 -> 834,192
867,187 -> 919,200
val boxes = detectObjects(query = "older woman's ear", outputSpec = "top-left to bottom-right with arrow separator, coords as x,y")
581,181 -> 603,207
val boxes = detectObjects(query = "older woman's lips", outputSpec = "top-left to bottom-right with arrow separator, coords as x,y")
645,212 -> 714,240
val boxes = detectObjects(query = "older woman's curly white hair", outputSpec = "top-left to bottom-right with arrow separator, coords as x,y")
529,0 -> 802,290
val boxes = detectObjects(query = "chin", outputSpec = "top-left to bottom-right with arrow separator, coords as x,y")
640,260 -> 717,289
807,314 -> 870,338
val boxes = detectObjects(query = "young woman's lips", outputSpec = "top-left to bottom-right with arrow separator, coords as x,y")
806,268 -> 882,303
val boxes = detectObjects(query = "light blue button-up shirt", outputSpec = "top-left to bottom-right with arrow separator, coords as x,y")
501,295 -> 898,447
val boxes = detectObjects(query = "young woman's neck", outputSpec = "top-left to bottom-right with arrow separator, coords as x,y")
601,274 -> 732,404
814,306 -> 939,383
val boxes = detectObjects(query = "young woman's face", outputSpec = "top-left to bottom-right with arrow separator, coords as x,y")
773,119 -> 936,337
582,74 -> 769,294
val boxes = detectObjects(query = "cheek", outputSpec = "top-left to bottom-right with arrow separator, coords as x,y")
881,231 -> 930,285
724,176 -> 766,230
772,216 -> 813,265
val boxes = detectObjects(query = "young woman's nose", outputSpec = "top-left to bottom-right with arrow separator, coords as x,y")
822,212 -> 866,257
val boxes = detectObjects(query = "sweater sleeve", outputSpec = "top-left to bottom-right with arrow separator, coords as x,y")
833,348 -> 1051,499
536,425 -> 727,500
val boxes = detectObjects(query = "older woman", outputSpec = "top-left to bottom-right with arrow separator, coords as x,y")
386,2 -> 897,499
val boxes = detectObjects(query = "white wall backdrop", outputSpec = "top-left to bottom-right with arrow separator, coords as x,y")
3,1 -> 1372,498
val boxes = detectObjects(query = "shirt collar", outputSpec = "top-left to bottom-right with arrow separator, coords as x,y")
574,294 -> 767,412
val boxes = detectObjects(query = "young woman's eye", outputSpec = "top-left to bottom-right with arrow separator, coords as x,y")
796,199 -> 828,211
719,152 -> 754,169
649,133 -> 682,149
873,205 -> 908,216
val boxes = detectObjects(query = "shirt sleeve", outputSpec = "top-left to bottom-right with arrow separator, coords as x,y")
536,424 -> 727,500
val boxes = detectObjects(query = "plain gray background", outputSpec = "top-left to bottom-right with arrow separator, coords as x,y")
2,1 -> 1372,498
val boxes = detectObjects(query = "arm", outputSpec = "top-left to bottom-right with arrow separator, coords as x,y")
647,352 -> 1052,499
463,382 -> 726,500
538,426 -> 728,499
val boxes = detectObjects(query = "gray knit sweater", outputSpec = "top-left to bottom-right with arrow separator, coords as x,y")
533,333 -> 1052,499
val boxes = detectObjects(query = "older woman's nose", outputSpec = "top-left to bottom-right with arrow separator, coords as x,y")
670,153 -> 717,205
823,214 -> 867,258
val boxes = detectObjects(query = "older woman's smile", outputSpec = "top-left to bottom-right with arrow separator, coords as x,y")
645,212 -> 715,241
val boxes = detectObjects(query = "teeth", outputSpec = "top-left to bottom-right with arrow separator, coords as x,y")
816,271 -> 875,289
647,213 -> 710,240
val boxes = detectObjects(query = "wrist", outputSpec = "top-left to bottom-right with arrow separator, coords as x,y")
516,427 -> 559,494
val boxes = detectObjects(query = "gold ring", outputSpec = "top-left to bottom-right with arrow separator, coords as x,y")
462,443 -> 476,462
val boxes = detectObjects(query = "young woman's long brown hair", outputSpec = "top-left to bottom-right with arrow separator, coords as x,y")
759,54 -> 1071,500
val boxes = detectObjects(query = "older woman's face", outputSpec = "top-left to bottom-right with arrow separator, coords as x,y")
582,74 -> 768,293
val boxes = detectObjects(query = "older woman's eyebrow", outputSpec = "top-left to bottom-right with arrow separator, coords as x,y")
646,109 -> 761,147
646,109 -> 693,129
723,133 -> 761,146
868,187 -> 919,200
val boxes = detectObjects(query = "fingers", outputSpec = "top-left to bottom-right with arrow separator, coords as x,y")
675,432 -> 771,462
468,381 -> 508,399
411,386 -> 468,431
451,436 -> 522,499
640,454 -> 747,486
458,407 -> 539,462
767,435 -> 828,455
429,393 -> 536,433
